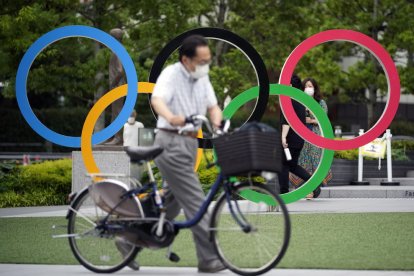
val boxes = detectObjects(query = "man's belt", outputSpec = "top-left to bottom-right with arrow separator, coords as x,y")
158,128 -> 199,139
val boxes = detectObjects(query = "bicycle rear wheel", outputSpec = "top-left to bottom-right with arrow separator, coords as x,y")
210,182 -> 290,275
67,188 -> 140,273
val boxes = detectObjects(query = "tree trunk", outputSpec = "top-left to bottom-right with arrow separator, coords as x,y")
213,0 -> 228,67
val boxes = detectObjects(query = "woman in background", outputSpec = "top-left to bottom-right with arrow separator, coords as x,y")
289,77 -> 333,199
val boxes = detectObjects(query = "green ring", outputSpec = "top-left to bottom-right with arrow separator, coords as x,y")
222,84 -> 334,204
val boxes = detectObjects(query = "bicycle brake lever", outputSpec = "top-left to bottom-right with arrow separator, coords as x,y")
185,114 -> 198,124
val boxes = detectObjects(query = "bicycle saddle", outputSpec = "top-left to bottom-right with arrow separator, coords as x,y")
125,145 -> 163,162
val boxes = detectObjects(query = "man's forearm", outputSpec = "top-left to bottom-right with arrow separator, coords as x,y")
151,96 -> 174,122
208,105 -> 222,128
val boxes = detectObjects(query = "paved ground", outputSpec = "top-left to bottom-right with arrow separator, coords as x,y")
0,264 -> 413,276
1,198 -> 414,218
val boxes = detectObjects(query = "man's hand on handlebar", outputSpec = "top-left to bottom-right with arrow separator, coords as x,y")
173,114 -> 231,137
168,115 -> 186,127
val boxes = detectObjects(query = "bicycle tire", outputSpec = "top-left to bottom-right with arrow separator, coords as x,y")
210,181 -> 290,275
67,188 -> 140,273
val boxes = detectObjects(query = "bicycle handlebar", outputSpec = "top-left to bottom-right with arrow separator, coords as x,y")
179,115 -> 230,137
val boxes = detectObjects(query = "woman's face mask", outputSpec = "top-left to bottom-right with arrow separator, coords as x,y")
127,117 -> 135,124
304,87 -> 314,97
190,63 -> 210,79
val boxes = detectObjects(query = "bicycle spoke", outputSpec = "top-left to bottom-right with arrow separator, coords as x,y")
69,206 -> 97,227
211,182 -> 290,275
67,189 -> 138,273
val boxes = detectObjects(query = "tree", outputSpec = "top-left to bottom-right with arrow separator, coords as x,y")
0,1 -> 85,105
301,0 -> 414,129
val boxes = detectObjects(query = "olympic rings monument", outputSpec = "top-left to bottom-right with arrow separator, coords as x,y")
15,26 -> 400,204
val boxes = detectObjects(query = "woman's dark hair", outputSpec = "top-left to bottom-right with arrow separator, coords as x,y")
178,35 -> 208,61
302,77 -> 322,102
290,73 -> 302,90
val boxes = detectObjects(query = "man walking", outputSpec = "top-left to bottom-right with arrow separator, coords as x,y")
151,35 -> 224,272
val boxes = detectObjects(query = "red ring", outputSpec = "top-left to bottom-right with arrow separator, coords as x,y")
279,30 -> 400,151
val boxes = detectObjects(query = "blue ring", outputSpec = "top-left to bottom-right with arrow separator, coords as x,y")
15,25 -> 138,147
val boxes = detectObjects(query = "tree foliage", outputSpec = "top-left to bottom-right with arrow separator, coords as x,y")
0,0 -> 413,132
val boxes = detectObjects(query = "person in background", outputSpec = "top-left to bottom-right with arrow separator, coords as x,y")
289,77 -> 333,199
123,109 -> 144,147
277,74 -> 312,195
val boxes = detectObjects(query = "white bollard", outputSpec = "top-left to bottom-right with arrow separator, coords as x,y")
381,129 -> 400,186
350,129 -> 370,185
358,129 -> 364,182
386,129 -> 392,182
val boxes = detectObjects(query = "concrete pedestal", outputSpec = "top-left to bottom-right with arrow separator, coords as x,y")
71,148 -> 142,193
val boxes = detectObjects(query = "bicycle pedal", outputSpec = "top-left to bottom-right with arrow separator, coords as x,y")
168,252 -> 180,263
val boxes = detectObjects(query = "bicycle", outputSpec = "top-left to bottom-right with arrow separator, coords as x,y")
65,115 -> 290,275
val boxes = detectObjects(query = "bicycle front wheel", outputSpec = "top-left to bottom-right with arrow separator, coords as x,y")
67,188 -> 140,273
210,182 -> 290,275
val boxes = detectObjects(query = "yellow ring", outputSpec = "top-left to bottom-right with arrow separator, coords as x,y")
81,82 -> 203,182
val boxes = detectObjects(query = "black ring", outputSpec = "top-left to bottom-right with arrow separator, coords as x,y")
148,27 -> 269,149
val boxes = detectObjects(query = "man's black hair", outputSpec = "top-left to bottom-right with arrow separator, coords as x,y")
290,74 -> 302,90
179,35 -> 208,61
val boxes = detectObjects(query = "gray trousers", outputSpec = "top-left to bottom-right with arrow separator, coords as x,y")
154,131 -> 218,264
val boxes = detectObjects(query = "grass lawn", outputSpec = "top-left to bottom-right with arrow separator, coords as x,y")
0,213 -> 413,270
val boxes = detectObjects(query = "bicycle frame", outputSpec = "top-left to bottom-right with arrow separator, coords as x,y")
117,170 -> 250,234
173,173 -> 224,229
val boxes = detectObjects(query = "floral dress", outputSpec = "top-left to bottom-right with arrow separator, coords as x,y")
289,99 -> 333,187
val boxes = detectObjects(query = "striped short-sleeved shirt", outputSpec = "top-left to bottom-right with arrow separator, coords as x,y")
152,62 -> 218,130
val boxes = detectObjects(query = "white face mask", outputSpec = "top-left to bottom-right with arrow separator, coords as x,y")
190,64 -> 209,79
127,117 -> 135,124
304,87 -> 314,97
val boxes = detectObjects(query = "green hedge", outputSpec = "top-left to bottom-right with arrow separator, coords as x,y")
0,159 -> 71,207
0,154 -> 222,207
197,151 -> 220,194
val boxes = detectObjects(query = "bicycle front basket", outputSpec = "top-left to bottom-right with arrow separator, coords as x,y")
213,126 -> 282,176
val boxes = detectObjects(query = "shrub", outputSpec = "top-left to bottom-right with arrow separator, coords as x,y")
0,159 -> 71,207
334,148 -> 359,160
392,140 -> 414,151
0,190 -> 64,208
390,120 -> 414,136
197,150 -> 268,195
197,150 -> 219,194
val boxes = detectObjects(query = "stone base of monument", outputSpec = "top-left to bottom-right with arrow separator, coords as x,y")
72,148 -> 143,193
